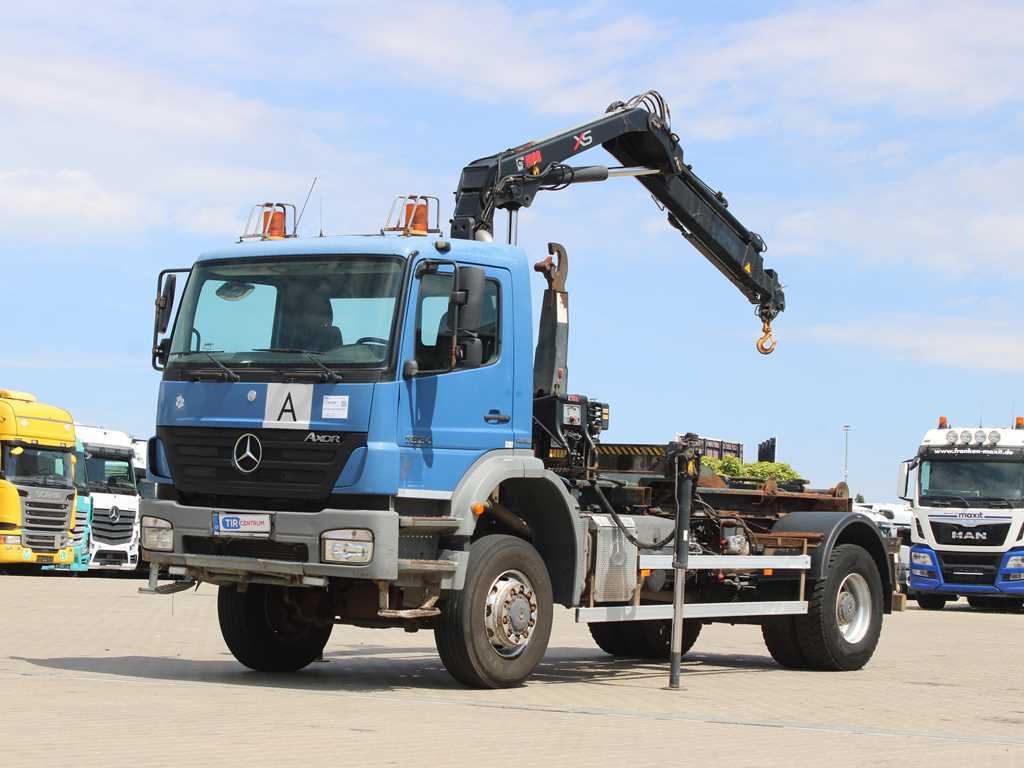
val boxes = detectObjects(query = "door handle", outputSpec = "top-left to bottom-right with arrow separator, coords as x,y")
484,410 -> 511,424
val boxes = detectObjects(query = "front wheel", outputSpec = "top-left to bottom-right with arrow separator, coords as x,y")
435,535 -> 553,688
218,584 -> 333,672
795,544 -> 883,670
916,593 -> 947,611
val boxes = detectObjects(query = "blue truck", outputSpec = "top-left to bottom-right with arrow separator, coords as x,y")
141,91 -> 892,687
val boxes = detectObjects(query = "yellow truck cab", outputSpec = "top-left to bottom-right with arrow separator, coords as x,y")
0,389 -> 77,567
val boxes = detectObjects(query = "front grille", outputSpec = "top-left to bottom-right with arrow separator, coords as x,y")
183,536 -> 309,562
159,427 -> 367,503
92,510 -> 136,545
22,491 -> 73,553
936,551 -> 1002,585
930,521 -> 1010,547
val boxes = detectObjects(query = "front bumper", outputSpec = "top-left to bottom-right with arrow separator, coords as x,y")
908,545 -> 1024,596
89,539 -> 139,570
0,542 -> 75,566
140,497 -> 400,583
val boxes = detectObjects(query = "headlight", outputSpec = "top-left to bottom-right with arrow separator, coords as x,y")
912,551 -> 933,565
911,568 -> 934,578
1006,555 -> 1024,569
3,535 -> 21,546
322,529 -> 373,564
974,429 -> 986,444
946,430 -> 959,444
988,430 -> 1001,445
141,516 -> 173,551
959,430 -> 972,444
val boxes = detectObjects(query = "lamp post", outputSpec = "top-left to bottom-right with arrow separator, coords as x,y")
842,425 -> 851,485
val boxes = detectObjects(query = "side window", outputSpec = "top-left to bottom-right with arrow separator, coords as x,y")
415,273 -> 500,372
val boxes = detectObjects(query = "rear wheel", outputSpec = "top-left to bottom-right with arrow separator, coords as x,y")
434,535 -> 553,688
795,544 -> 883,671
916,593 -> 947,611
761,616 -> 808,669
589,619 -> 701,659
217,584 -> 332,673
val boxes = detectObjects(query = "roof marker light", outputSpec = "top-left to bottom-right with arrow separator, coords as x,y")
938,416 -> 948,428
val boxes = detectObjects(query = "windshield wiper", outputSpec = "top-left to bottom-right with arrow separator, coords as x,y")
977,496 -> 1014,508
171,350 -> 241,382
921,496 -> 969,508
252,348 -> 343,383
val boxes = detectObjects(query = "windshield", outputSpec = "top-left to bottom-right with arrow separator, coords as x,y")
1,445 -> 73,489
919,460 -> 1024,507
84,453 -> 137,494
168,255 -> 405,368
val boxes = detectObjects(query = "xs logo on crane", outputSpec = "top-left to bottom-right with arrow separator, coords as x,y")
573,130 -> 593,151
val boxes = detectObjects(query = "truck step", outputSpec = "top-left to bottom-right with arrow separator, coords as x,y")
398,516 -> 462,532
397,558 -> 458,575
378,607 -> 442,620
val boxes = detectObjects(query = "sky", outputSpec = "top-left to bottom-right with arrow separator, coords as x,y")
3,0 -> 1024,501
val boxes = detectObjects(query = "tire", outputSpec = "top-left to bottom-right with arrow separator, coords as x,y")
966,596 -> 991,610
218,584 -> 332,673
589,619 -> 701,659
916,593 -> 947,611
761,616 -> 808,669
794,544 -> 883,671
588,621 -> 633,656
434,534 -> 553,688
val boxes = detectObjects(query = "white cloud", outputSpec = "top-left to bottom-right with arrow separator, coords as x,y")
766,153 -> 1024,274
809,314 -> 1024,372
659,0 -> 1024,139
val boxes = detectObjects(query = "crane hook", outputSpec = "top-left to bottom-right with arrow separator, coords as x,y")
756,319 -> 776,355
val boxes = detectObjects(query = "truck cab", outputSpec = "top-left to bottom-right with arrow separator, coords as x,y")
0,389 -> 77,568
77,424 -> 141,570
901,419 -> 1024,609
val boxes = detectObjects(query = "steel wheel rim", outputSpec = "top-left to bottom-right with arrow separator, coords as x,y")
835,572 -> 871,644
483,569 -> 538,659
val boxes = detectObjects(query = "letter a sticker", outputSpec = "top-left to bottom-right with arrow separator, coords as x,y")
263,384 -> 312,429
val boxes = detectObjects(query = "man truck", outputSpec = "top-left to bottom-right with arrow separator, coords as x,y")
77,424 -> 141,571
0,389 -> 77,569
901,417 -> 1024,610
141,91 -> 892,687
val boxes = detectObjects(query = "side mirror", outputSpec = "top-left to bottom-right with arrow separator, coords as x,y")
157,273 -> 177,334
450,266 -> 485,335
897,460 -> 913,501
154,338 -> 171,368
459,337 -> 483,370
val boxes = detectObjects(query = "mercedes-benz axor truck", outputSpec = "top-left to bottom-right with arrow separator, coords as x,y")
900,417 -> 1024,610
77,424 -> 141,570
0,389 -> 77,568
140,92 -> 893,687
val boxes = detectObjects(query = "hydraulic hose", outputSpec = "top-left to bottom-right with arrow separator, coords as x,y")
589,481 -> 675,550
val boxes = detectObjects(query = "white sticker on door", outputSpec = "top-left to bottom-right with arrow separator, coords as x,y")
263,384 -> 313,429
322,395 -> 349,419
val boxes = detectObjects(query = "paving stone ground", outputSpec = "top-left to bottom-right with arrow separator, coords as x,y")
2,574 -> 1021,766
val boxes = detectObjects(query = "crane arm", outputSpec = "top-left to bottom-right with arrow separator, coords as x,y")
450,91 -> 785,350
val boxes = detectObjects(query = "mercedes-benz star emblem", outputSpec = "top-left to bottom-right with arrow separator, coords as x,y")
109,506 -> 120,523
232,433 -> 263,474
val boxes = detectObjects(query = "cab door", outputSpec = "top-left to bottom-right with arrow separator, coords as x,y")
396,261 -> 513,491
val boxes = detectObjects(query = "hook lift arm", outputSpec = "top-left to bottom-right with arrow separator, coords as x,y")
450,91 -> 785,353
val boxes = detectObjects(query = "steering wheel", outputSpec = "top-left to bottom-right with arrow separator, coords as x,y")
356,337 -> 388,346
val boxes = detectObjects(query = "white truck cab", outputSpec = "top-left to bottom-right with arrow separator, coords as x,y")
76,424 -> 140,570
900,418 -> 1024,610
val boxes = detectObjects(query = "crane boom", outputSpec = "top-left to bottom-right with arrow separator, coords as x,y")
450,91 -> 785,350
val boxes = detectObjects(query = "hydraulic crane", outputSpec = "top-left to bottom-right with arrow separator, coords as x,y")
450,91 -> 786,354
